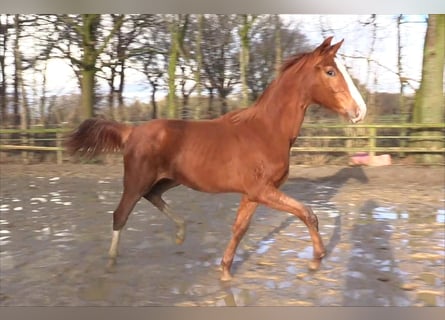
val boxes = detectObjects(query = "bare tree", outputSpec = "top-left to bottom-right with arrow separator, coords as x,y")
132,15 -> 169,119
247,15 -> 310,102
411,14 -> 445,163
238,14 -> 256,106
99,14 -> 152,121
52,14 -> 124,120
201,14 -> 239,116
193,14 -> 204,119
166,14 -> 189,118
0,14 -> 12,125
12,15 -> 32,161
273,14 -> 282,78
11,15 -> 38,128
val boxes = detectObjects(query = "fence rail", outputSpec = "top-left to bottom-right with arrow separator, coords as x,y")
291,123 -> 445,157
0,129 -> 67,164
0,123 -> 444,164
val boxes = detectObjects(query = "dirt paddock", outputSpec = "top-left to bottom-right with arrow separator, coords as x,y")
0,163 -> 444,306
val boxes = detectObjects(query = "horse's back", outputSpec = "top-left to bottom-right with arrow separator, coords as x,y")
122,118 -> 249,192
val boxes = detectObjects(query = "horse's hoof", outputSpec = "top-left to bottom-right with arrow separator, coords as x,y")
314,249 -> 326,260
175,225 -> 185,245
106,258 -> 117,272
220,272 -> 233,282
308,259 -> 321,271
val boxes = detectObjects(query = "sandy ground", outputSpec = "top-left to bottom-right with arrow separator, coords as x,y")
0,163 -> 444,306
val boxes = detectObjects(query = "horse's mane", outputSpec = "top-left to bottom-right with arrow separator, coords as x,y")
225,51 -> 311,125
279,52 -> 309,74
253,52 -> 310,106
224,106 -> 258,124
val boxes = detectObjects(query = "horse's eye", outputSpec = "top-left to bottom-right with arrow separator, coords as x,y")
326,70 -> 336,77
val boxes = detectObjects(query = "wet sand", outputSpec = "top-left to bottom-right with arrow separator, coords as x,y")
0,164 -> 444,306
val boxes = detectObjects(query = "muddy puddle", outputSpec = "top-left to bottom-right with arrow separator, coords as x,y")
0,164 -> 444,306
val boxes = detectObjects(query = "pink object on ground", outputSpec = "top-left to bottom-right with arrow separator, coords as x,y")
350,153 -> 391,166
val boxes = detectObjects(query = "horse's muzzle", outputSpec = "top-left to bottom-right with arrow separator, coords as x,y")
348,105 -> 366,123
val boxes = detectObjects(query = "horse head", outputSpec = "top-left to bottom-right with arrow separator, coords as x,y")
306,36 -> 367,123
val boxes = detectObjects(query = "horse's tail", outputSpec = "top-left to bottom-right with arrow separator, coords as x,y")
64,118 -> 133,159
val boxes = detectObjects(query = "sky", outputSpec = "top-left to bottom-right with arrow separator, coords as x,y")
288,15 -> 428,94
41,14 -> 429,103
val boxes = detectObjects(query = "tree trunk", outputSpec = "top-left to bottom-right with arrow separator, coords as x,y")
38,60 -> 48,126
80,67 -> 95,119
411,14 -> 445,164
0,15 -> 9,125
13,15 -> 29,162
207,87 -> 215,118
72,14 -> 123,120
364,14 -> 377,121
167,15 -> 189,119
12,53 -> 20,126
167,37 -> 178,118
194,14 -> 203,119
150,82 -> 158,119
397,15 -> 409,157
117,59 -> 126,121
397,15 -> 408,119
220,93 -> 228,115
107,67 -> 116,120
274,14 -> 282,77
239,14 -> 255,107
12,15 -> 20,127
80,14 -> 100,119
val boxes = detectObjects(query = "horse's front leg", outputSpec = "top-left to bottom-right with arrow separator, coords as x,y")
220,195 -> 258,281
252,186 -> 326,269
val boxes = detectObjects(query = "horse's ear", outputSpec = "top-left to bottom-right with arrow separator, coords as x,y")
314,36 -> 334,54
326,39 -> 344,57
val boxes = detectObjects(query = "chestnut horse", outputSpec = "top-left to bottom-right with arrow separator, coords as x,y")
65,37 -> 366,281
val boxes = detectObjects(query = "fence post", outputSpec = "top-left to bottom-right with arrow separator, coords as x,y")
21,130 -> 29,164
56,131 -> 63,164
369,126 -> 376,157
344,126 -> 354,156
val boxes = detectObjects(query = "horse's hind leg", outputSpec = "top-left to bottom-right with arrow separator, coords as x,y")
108,188 -> 141,259
144,179 -> 186,244
108,161 -> 157,259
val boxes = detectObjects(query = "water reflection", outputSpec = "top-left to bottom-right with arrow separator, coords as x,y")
437,209 -> 445,223
344,200 -> 410,306
0,229 -> 11,246
372,206 -> 400,220
0,166 -> 443,306
256,238 -> 275,254
215,286 -> 255,306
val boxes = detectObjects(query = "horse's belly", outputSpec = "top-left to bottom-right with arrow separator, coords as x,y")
173,161 -> 243,194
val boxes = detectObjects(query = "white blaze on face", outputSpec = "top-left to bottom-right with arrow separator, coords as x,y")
334,58 -> 367,123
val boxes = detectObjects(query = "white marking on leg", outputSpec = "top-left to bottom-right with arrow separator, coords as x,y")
334,58 -> 367,122
109,230 -> 121,258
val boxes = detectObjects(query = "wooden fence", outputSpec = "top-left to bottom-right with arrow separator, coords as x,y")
0,128 -> 66,164
0,123 -> 444,164
292,123 -> 445,155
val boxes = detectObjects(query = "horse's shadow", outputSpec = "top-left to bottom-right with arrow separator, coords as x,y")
231,166 -> 369,275
343,199 -> 409,306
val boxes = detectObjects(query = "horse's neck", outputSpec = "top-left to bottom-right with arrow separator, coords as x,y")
226,70 -> 310,146
255,76 -> 310,144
